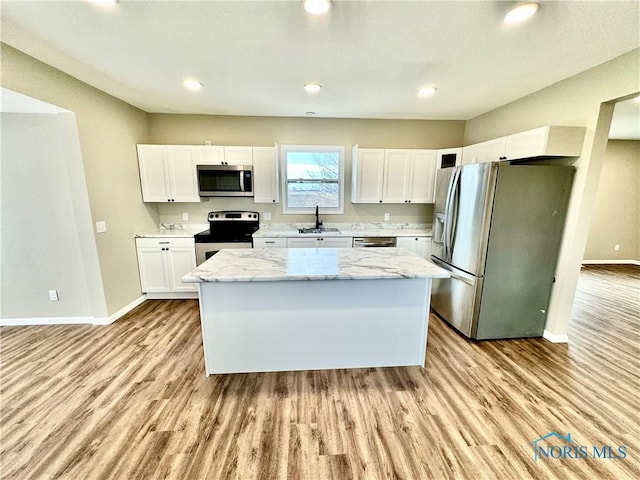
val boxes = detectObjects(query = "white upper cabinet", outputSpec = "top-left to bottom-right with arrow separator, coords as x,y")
195,146 -> 225,165
352,146 -> 437,204
223,146 -> 253,165
351,146 -> 385,203
409,150 -> 437,203
253,145 -> 279,203
504,126 -> 585,160
137,145 -> 199,203
462,126 -> 586,164
382,149 -> 437,204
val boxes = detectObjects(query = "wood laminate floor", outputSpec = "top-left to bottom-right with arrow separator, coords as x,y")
1,265 -> 639,479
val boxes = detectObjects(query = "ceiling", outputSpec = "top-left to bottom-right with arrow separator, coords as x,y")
1,1 -> 638,129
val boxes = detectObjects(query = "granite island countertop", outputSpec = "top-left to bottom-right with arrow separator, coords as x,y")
135,224 -> 208,238
182,247 -> 449,283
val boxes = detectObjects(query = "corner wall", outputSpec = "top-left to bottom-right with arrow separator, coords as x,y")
0,43 -> 157,317
463,48 -> 640,340
584,140 -> 640,262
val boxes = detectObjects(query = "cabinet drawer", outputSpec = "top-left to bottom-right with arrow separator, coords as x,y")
253,238 -> 286,248
135,237 -> 195,248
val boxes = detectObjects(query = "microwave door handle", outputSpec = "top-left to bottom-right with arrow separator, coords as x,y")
239,171 -> 246,192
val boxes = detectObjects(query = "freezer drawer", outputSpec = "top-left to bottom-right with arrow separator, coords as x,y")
430,256 -> 483,338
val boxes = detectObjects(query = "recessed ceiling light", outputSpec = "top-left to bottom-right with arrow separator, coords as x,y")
418,86 -> 437,98
304,82 -> 322,94
183,79 -> 203,92
304,0 -> 331,15
503,3 -> 539,25
88,0 -> 118,6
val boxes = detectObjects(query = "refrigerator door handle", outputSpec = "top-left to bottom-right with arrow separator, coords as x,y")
444,168 -> 460,261
430,256 -> 477,285
448,168 -> 462,258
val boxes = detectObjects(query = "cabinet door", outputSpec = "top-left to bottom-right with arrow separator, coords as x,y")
136,247 -> 169,292
253,237 -> 287,248
383,150 -> 411,203
165,146 -> 200,202
408,150 -> 437,203
321,237 -> 353,248
253,146 -> 279,203
196,146 -> 225,165
166,246 -> 197,292
461,144 -> 479,165
396,237 -> 419,255
137,145 -> 170,202
287,237 -> 321,248
477,138 -> 507,163
224,146 -> 253,165
352,147 -> 384,203
417,237 -> 431,259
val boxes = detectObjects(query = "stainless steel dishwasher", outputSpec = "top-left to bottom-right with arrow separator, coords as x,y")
352,237 -> 397,248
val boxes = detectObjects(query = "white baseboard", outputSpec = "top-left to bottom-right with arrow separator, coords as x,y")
582,259 -> 640,266
145,292 -> 198,300
92,295 -> 147,325
0,295 -> 147,327
543,330 -> 569,343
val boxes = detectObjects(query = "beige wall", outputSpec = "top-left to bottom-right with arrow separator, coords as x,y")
1,44 -> 157,316
464,48 -> 640,339
149,114 -> 465,225
584,140 -> 640,261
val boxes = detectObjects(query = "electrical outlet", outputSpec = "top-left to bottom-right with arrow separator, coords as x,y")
614,244 -> 620,251
49,290 -> 59,302
182,212 -> 189,221
96,221 -> 106,233
263,212 -> 272,221
384,213 -> 390,221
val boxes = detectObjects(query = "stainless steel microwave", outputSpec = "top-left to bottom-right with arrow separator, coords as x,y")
197,165 -> 253,197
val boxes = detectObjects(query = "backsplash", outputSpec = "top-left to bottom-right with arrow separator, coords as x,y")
157,198 -> 434,226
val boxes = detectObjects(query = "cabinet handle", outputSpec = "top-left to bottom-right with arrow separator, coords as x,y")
265,241 -> 275,244
499,156 -> 507,160
272,199 -> 276,203
159,241 -> 170,244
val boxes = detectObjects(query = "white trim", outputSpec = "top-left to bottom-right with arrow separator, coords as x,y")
0,295 -> 147,327
582,259 -> 640,266
543,330 -> 569,343
145,292 -> 198,300
92,295 -> 147,325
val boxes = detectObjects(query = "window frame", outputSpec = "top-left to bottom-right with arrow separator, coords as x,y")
280,144 -> 345,215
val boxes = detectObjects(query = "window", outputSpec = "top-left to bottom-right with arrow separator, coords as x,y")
281,145 -> 345,214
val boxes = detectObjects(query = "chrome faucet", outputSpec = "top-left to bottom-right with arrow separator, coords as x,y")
315,205 -> 323,229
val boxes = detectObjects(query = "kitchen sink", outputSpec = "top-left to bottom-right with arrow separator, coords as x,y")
298,227 -> 340,234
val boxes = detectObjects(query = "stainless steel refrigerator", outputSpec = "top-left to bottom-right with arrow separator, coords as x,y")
430,163 -> 574,340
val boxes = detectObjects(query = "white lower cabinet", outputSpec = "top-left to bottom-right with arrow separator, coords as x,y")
286,237 -> 353,248
396,236 -> 432,259
135,237 -> 197,295
253,237 -> 287,248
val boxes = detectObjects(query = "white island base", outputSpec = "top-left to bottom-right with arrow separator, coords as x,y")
183,247 -> 450,375
198,277 -> 431,375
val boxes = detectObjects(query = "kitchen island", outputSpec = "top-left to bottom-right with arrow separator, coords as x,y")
182,247 -> 449,375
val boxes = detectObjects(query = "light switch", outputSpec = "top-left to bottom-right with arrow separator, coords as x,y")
96,221 -> 107,233
264,212 -> 272,221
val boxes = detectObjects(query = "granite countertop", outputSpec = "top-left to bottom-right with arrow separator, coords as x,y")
135,224 -> 208,238
182,247 -> 449,283
253,223 -> 432,239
